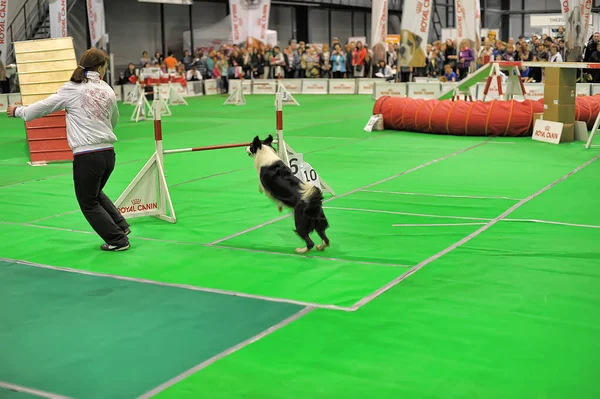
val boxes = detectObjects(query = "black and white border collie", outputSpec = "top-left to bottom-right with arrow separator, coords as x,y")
246,135 -> 330,254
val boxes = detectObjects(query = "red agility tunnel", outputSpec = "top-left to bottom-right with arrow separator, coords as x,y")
374,95 -> 600,136
374,96 -> 544,137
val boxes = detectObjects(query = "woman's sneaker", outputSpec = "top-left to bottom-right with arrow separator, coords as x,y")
101,242 -> 130,252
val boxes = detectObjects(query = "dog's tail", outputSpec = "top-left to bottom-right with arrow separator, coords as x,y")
294,182 -> 329,235
300,182 -> 327,220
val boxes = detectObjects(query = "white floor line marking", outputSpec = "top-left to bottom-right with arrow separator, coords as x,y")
137,307 -> 314,399
0,381 -> 72,399
392,223 -> 487,227
503,218 -> 600,229
324,206 -> 493,221
28,209 -> 80,224
206,141 -> 489,246
361,189 -> 522,201
350,154 -> 600,311
0,257 -> 353,312
4,220 -> 405,269
210,244 -> 412,268
289,136 -> 355,140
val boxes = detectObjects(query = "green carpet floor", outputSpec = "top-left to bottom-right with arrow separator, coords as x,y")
1,94 -> 600,398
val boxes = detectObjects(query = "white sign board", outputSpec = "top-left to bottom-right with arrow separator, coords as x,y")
204,79 -> 218,95
288,152 -> 321,189
530,14 -> 564,27
0,94 -> 8,112
252,81 -> 277,94
408,83 -> 441,99
302,79 -> 328,94
122,84 -> 137,102
373,82 -> 407,99
522,83 -> 545,101
113,85 -> 123,101
280,79 -> 303,94
8,95 -> 22,106
532,119 -> 563,145
328,80 -> 356,94
228,80 -> 251,94
577,83 -> 591,97
357,79 -> 379,95
364,115 -> 380,132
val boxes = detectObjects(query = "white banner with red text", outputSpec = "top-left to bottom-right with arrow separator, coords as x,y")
0,0 -> 8,65
370,0 -> 388,66
49,0 -> 68,38
455,0 -> 479,52
86,0 -> 106,48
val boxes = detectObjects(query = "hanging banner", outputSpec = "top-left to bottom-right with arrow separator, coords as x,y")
562,0 -> 593,62
86,0 -> 106,48
247,0 -> 270,47
49,0 -> 68,38
455,0 -> 479,51
475,0 -> 481,45
399,0 -> 433,67
0,0 -> 8,65
371,0 -> 388,66
230,0 -> 271,46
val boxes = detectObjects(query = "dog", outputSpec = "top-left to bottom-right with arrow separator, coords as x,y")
246,135 -> 330,254
397,29 -> 427,67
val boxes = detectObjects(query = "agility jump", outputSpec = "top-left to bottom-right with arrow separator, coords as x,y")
115,93 -> 333,224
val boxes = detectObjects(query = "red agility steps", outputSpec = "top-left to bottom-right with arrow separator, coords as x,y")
374,95 -> 600,137
25,111 -> 73,163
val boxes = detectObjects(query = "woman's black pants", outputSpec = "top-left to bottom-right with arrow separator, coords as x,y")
73,149 -> 130,246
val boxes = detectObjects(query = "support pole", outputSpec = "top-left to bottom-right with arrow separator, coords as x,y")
275,92 -> 289,166
163,142 -> 252,155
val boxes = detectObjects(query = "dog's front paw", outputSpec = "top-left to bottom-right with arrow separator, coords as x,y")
278,204 -> 283,212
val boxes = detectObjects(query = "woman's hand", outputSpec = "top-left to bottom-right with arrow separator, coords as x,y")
7,105 -> 16,118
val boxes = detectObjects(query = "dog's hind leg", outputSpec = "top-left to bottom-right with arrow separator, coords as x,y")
315,211 -> 330,251
294,206 -> 315,254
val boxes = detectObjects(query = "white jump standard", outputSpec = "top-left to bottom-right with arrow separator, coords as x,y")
115,92 -> 333,225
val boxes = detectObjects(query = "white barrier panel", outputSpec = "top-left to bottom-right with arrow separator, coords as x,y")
476,82 -> 505,101
173,83 -> 189,98
592,83 -> 600,95
280,79 -> 303,94
113,85 -> 123,101
577,83 -> 591,97
204,79 -> 218,95
185,81 -> 202,96
357,79 -> 379,95
0,94 -> 8,112
373,82 -> 407,99
159,85 -> 170,100
243,80 -> 252,94
522,83 -> 545,101
302,79 -> 328,94
8,94 -> 22,106
123,84 -> 136,102
252,80 -> 277,94
228,80 -> 251,94
408,83 -> 441,99
329,79 -> 356,94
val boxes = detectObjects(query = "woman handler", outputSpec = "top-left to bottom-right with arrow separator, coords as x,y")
7,48 -> 131,251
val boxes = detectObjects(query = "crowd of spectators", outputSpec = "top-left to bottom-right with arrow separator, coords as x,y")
117,27 -> 600,93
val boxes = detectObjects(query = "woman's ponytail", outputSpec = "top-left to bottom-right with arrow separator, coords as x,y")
70,65 -> 87,83
69,48 -> 110,84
